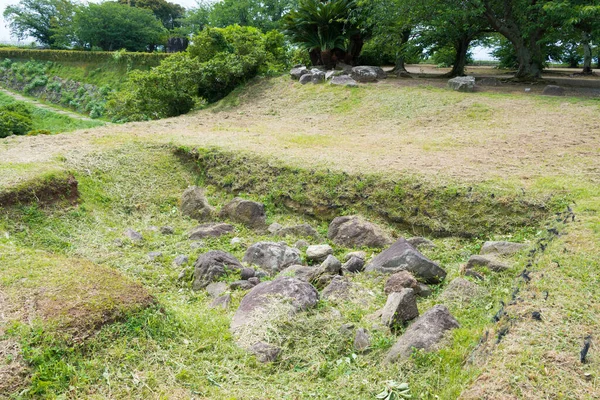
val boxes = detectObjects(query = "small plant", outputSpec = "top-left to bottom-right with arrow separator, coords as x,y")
375,381 -> 412,399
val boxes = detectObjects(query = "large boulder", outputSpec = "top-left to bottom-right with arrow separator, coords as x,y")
385,305 -> 459,362
290,65 -> 309,80
327,215 -> 391,248
480,241 -> 526,256
447,76 -> 476,92
219,198 -> 266,228
330,75 -> 358,87
365,238 -> 447,283
193,250 -> 243,290
181,186 -> 214,221
189,223 -> 234,240
381,288 -> 419,327
351,66 -> 379,82
243,242 -> 302,275
299,74 -> 313,85
311,70 -> 326,84
542,85 -> 565,96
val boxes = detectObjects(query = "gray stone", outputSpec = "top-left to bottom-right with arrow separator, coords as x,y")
466,255 -> 509,272
181,186 -> 214,221
276,224 -> 320,239
365,238 -> 447,283
384,271 -> 418,294
294,240 -> 310,249
354,328 -> 371,353
268,222 -> 283,234
440,278 -> 482,303
251,342 -> 281,363
147,251 -> 162,260
240,268 -> 255,280
243,242 -> 302,275
325,70 -> 343,80
407,237 -> 436,250
178,268 -> 190,281
306,244 -> 333,261
189,223 -> 235,240
448,76 -> 476,92
230,237 -> 243,246
230,280 -> 256,291
192,250 -> 243,290
206,282 -> 228,298
290,66 -> 309,80
173,255 -> 189,267
219,198 -> 266,229
278,265 -> 318,282
160,226 -> 174,235
190,241 -> 205,250
385,305 -> 459,362
299,74 -> 313,84
330,75 -> 358,87
351,66 -> 379,82
542,85 -> 565,96
416,283 -> 432,297
480,241 -> 526,256
339,323 -> 355,336
342,256 -> 365,273
328,216 -> 391,248
335,62 -> 353,73
114,239 -> 124,247
124,228 -> 143,242
254,270 -> 269,279
381,289 -> 419,327
321,276 -> 352,300
248,277 -> 260,285
344,251 -> 366,262
320,255 -> 342,275
311,70 -> 326,84
231,277 -> 319,331
209,293 -> 231,309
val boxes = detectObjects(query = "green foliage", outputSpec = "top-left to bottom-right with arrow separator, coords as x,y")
210,0 -> 297,31
0,101 -> 33,137
107,26 -> 287,122
0,48 -> 168,67
117,0 -> 185,31
431,45 -> 474,68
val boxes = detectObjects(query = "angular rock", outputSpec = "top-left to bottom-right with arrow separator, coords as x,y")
335,62 -> 353,73
240,268 -> 256,280
192,250 -> 243,290
160,226 -> 174,235
325,70 -> 343,80
294,239 -> 310,249
209,293 -> 231,309
351,66 -> 379,82
268,222 -> 283,234
319,255 -> 342,275
299,74 -> 313,84
251,341 -> 281,363
416,283 -> 432,297
440,278 -> 482,303
330,75 -> 358,87
384,271 -> 418,294
407,237 -> 436,250
345,251 -> 366,262
147,251 -> 162,260
290,66 -> 309,80
206,282 -> 228,298
354,328 -> 371,353
231,277 -> 319,331
381,289 -> 419,327
480,241 -> 526,256
181,186 -> 214,221
321,276 -> 351,301
173,255 -> 189,267
124,228 -> 143,242
466,255 -> 509,272
542,85 -> 565,96
243,242 -> 302,275
230,280 -> 256,291
276,223 -> 320,239
385,305 -> 459,362
219,198 -> 266,229
230,237 -> 243,246
327,215 -> 391,248
248,277 -> 260,285
278,265 -> 317,282
448,76 -> 475,92
342,256 -> 365,273
189,223 -> 235,240
311,70 -> 326,84
306,244 -> 333,261
365,238 -> 447,283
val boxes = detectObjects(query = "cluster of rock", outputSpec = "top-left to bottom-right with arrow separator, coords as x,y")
290,64 -> 387,87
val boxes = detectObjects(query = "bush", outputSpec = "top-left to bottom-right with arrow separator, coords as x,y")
107,25 -> 287,122
0,102 -> 33,137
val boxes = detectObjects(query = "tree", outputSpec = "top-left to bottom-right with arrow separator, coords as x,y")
210,0 -> 297,31
3,0 -> 75,48
74,2 -> 166,51
179,1 -> 213,36
117,0 -> 186,30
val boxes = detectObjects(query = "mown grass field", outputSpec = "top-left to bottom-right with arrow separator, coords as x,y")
0,76 -> 599,399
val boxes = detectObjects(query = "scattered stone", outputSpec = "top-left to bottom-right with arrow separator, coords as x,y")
114,239 -> 124,247
254,270 -> 268,279
278,265 -> 317,282
342,256 -> 365,273
384,271 -> 418,294
294,239 -> 310,249
480,241 -> 527,256
354,328 -> 371,353
268,222 -> 283,234
339,323 -> 355,336
365,238 -> 447,283
299,74 -> 313,84
160,226 -> 174,235
230,237 -> 243,246
344,251 -> 366,262
416,283 -> 432,297
532,311 -> 542,321
466,255 -> 509,272
381,289 -> 419,327
321,276 -> 352,300
385,305 -> 460,362
311,70 -> 326,83
447,76 -> 476,92
327,215 -> 391,248
351,66 -> 379,82
206,282 -> 228,298
192,250 -> 243,290
181,186 -> 214,221
209,293 -> 231,309
230,277 -> 319,331
306,244 -> 333,262
243,242 -> 302,275
248,277 -> 260,285
330,75 -> 358,87
219,198 -> 266,228
124,228 -> 143,242
440,278 -> 482,303
407,237 -> 436,250
542,85 -> 565,96
189,223 -> 235,240
276,224 -> 320,238
230,280 -> 256,291
290,65 -> 309,80
147,251 -> 163,261
251,342 -> 281,363
320,255 -> 342,275
240,268 -> 255,280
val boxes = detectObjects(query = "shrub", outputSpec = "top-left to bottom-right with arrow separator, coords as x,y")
0,103 -> 33,137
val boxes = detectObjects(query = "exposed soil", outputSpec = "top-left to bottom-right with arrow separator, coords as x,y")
0,173 -> 78,208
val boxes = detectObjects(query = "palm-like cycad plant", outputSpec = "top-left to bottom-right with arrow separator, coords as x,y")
283,0 -> 360,68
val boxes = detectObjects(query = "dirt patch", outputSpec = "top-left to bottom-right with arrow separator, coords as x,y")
0,291 -> 29,397
0,172 -> 78,208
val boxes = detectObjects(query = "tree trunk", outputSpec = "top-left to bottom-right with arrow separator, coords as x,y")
582,32 -> 593,75
309,49 -> 320,66
345,34 -> 364,65
391,29 -> 412,75
447,36 -> 472,77
321,49 -> 333,69
512,36 -> 543,81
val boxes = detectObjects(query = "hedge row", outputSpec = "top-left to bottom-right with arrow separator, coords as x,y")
0,49 -> 170,68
